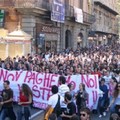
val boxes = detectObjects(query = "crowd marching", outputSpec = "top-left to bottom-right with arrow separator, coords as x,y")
0,42 -> 120,120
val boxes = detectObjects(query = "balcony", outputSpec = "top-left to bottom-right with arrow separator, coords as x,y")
65,5 -> 95,24
65,5 -> 74,18
0,0 -> 51,12
83,12 -> 96,24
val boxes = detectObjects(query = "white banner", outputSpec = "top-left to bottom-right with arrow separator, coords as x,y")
0,68 -> 99,109
74,7 -> 83,23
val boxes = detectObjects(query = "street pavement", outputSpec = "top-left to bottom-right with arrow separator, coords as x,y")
4,104 -> 110,120
4,103 -> 41,120
34,111 -> 110,120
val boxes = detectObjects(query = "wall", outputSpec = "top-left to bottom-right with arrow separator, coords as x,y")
93,4 -> 118,34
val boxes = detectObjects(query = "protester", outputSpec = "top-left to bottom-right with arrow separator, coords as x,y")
108,77 -> 118,103
68,83 -> 75,102
0,43 -> 119,79
0,43 -> 120,119
58,76 -> 69,112
108,82 -> 120,115
0,81 -> 16,120
76,83 -> 88,115
49,113 -> 57,120
44,85 -> 64,120
70,114 -> 79,120
80,107 -> 91,120
61,92 -> 76,120
17,83 -> 33,120
98,78 -> 108,117
109,113 -> 120,120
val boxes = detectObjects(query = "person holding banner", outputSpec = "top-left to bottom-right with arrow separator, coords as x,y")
0,81 -> 16,120
17,83 -> 33,120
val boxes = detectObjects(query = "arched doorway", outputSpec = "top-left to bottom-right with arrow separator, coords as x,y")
77,32 -> 83,48
65,30 -> 72,49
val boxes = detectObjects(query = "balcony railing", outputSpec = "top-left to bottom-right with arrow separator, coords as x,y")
0,0 -> 51,10
65,5 -> 95,24
65,5 -> 74,17
83,12 -> 96,24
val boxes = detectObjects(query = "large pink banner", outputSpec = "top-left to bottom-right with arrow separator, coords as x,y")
0,68 -> 99,109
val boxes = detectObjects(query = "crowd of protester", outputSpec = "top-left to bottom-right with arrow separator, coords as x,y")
0,42 -> 120,120
0,43 -> 120,77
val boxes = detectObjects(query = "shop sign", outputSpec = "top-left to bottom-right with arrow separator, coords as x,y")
0,10 -> 5,27
41,26 -> 60,33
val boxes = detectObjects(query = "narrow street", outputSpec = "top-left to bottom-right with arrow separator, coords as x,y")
33,110 -> 110,120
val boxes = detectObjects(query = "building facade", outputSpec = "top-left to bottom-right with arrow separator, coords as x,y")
0,0 -> 95,55
90,0 -> 119,45
117,0 -> 120,41
0,0 -> 119,56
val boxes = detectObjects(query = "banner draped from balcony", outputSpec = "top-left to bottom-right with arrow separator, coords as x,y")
51,0 -> 65,23
74,7 -> 83,23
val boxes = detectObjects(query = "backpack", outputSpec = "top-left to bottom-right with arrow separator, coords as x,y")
53,95 -> 62,117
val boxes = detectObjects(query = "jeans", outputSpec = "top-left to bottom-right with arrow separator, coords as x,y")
98,98 -> 106,115
77,106 -> 81,116
17,105 -> 30,120
0,107 -> 16,120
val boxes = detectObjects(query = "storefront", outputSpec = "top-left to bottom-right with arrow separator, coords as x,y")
35,24 -> 60,53
0,28 -> 32,60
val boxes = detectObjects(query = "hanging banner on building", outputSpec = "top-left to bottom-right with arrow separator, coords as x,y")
74,7 -> 83,23
51,0 -> 65,23
0,10 -> 5,27
0,68 -> 99,109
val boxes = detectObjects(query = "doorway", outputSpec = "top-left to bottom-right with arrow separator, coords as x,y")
65,30 -> 72,49
77,32 -> 83,48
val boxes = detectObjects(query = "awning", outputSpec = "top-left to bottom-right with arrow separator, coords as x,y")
88,31 -> 96,37
5,26 -> 32,41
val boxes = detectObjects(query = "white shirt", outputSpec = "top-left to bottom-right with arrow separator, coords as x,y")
58,84 -> 69,108
59,84 -> 70,97
48,93 -> 64,108
45,54 -> 50,61
103,75 -> 112,84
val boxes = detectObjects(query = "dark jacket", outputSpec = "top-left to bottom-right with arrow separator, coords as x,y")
76,90 -> 88,108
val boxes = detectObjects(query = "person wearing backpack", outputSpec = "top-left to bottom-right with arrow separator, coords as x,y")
44,85 -> 64,120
